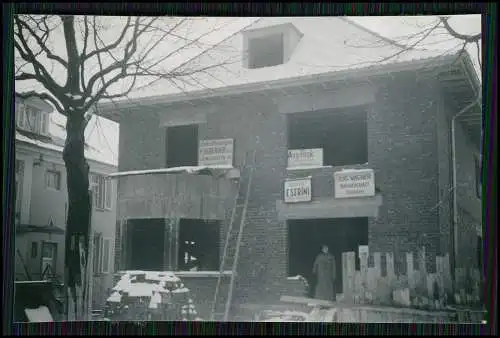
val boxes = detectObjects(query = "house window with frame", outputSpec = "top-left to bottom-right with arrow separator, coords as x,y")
287,107 -> 368,167
15,102 -> 49,135
45,170 -> 61,190
90,174 -> 112,210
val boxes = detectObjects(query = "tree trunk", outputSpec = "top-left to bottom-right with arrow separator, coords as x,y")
62,110 -> 92,321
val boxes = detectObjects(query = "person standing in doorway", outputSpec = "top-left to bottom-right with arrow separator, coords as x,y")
313,244 -> 336,301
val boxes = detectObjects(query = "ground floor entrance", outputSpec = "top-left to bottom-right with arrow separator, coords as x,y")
288,217 -> 368,297
128,218 -> 166,271
125,218 -> 221,272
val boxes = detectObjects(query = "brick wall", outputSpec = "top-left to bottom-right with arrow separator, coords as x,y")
116,71 -> 480,307
452,119 -> 482,270
367,73 -> 441,274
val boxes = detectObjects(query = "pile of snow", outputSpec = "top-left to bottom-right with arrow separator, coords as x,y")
107,291 -> 122,303
106,270 -> 201,321
112,271 -> 185,298
24,306 -> 53,322
148,292 -> 162,309
258,310 -> 309,322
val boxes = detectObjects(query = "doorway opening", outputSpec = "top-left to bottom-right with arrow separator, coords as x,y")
178,219 -> 220,271
127,218 -> 166,271
287,217 -> 368,297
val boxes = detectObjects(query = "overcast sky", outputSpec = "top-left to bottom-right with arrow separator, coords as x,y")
16,15 -> 481,168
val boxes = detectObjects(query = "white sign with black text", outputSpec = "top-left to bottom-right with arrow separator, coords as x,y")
284,178 -> 312,203
358,245 -> 369,257
287,148 -> 323,169
334,169 -> 375,199
198,138 -> 234,167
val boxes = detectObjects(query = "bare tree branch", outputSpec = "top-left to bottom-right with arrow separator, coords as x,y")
14,18 -> 66,103
80,17 -> 90,93
83,17 -> 132,62
439,16 -> 481,43
16,16 -> 68,68
475,40 -> 482,69
15,72 -> 38,81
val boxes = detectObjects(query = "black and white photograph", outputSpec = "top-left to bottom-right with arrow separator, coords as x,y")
12,12 -> 486,324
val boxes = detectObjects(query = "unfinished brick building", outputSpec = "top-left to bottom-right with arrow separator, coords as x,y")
96,18 -> 482,316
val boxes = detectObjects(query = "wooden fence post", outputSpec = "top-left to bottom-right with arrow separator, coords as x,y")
406,252 -> 415,290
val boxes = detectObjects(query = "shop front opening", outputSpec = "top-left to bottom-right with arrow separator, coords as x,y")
178,219 -> 220,271
288,217 -> 368,297
287,106 -> 368,167
127,218 -> 165,271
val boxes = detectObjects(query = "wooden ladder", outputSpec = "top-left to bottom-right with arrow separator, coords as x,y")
210,150 -> 257,321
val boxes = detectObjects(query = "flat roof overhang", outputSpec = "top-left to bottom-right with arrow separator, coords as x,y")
276,194 -> 383,221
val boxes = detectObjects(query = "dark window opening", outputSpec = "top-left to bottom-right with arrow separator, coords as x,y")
288,217 -> 368,296
475,155 -> 482,199
178,219 -> 220,271
31,242 -> 38,258
166,124 -> 199,168
248,33 -> 284,69
127,219 -> 166,271
287,107 -> 368,167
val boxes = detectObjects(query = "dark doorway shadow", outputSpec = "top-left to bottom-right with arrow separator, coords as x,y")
288,217 -> 368,296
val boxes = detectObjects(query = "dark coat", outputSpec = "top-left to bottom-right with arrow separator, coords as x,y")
313,253 -> 336,301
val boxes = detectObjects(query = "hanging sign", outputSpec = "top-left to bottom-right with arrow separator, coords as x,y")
284,178 -> 312,203
198,138 -> 234,166
287,148 -> 323,169
334,169 -> 375,198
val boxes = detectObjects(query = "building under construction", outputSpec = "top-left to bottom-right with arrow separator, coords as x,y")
96,18 -> 482,318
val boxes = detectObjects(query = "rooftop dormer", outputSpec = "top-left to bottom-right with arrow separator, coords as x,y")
243,23 -> 303,70
15,95 -> 53,137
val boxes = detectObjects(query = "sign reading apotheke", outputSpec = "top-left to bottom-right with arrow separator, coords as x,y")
284,178 -> 312,203
334,169 -> 375,199
288,148 -> 323,168
198,138 -> 234,166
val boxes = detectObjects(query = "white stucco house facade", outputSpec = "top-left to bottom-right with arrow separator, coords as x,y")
14,93 -> 118,311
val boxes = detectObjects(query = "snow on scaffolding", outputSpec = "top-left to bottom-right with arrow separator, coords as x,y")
107,164 -> 236,178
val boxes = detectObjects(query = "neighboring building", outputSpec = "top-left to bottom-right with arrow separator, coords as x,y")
14,94 -> 118,311
96,18 -> 482,313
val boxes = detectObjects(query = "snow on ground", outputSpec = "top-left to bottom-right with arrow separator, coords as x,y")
287,166 -> 333,171
127,283 -> 162,297
172,287 -> 190,294
24,306 -> 53,322
287,275 -> 305,280
148,292 -> 162,309
259,309 -> 310,322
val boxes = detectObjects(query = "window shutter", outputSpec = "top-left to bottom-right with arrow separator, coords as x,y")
105,179 -> 112,210
41,113 -> 49,135
93,233 -> 102,274
90,174 -> 98,208
101,238 -> 111,273
16,104 -> 25,128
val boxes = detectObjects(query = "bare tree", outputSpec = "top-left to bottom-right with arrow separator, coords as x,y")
14,14 -> 241,320
341,16 -> 481,69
